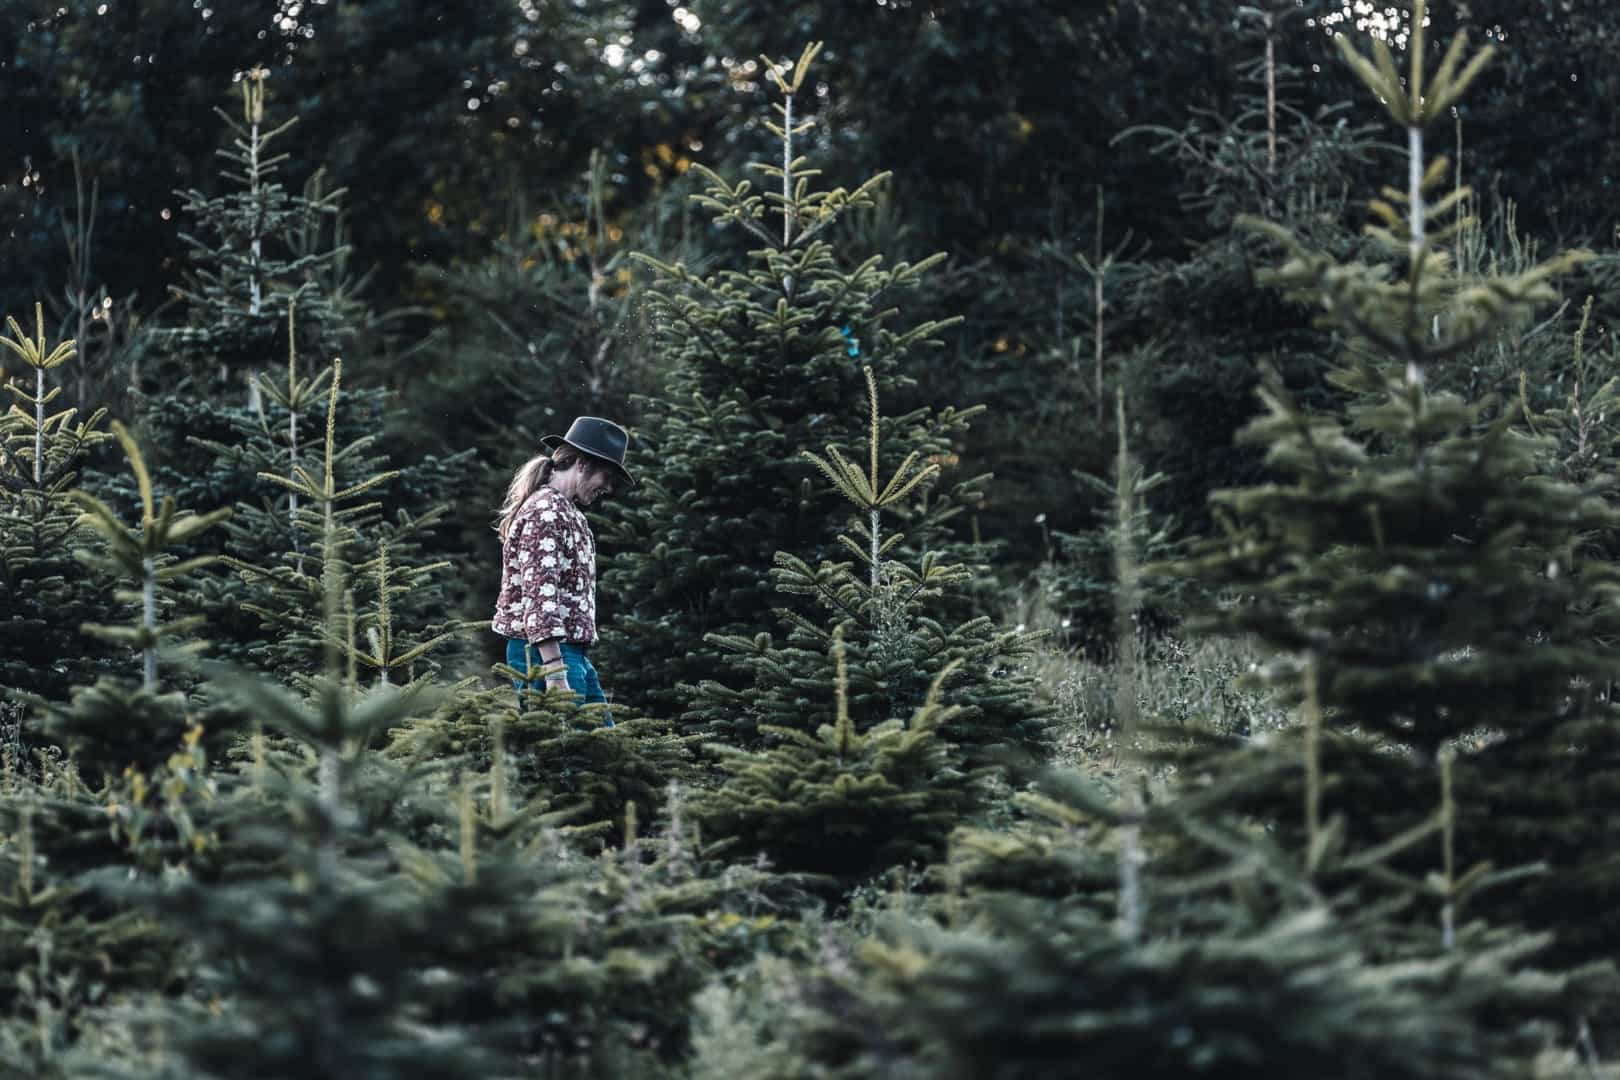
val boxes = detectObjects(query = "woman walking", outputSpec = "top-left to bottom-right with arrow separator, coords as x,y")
491,417 -> 635,720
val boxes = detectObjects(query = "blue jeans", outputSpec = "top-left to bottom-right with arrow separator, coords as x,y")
505,638 -> 612,726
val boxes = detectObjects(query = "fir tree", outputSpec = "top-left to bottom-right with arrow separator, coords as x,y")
1038,398 -> 1189,655
218,358 -> 465,688
597,43 -> 980,715
690,369 -> 1046,766
392,779 -> 801,1073
752,16 -> 1619,1071
0,793 -> 179,1077
0,304 -> 115,704
695,630 -> 979,892
0,416 -> 227,1069
0,706 -> 217,1072
31,421 -> 230,779
1110,3 -> 1387,529
82,608 -> 793,1076
727,745 -> 1571,1079
64,371 -> 504,1075
856,891 -> 1559,1079
1519,295 -> 1620,499
152,68 -> 349,399
783,618 -> 1571,1076
150,316 -> 473,680
0,420 -> 228,1070
94,677 -> 507,1078
1171,0 -> 1620,977
688,368 -> 1047,893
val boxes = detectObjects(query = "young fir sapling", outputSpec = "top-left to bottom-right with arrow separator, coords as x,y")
0,305 -> 116,703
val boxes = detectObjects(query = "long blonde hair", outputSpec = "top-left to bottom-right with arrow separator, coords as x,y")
496,445 -> 583,541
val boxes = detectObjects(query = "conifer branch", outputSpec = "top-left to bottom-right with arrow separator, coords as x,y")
1302,655 -> 1324,867
111,421 -> 155,528
1,303 -> 78,371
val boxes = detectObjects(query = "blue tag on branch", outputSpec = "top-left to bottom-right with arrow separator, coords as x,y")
839,324 -> 860,357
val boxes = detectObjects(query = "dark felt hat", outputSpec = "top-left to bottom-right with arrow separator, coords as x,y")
542,416 -> 637,489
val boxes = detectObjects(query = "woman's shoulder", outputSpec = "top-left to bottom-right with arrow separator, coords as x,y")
535,485 -> 587,518
510,487 -> 554,527
516,486 -> 578,525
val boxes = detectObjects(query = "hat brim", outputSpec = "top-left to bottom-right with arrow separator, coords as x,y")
543,434 -> 637,489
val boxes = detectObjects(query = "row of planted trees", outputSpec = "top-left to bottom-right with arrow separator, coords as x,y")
5,15 -> 1620,1077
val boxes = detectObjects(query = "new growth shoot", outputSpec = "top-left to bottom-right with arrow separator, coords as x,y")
801,366 -> 940,589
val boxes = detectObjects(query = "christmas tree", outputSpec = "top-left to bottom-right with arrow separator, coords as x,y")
689,368 -> 1047,894
1111,1 -> 1387,527
597,43 -> 982,716
0,419 -> 223,1075
0,304 -> 115,705
213,357 -> 465,689
386,679 -> 698,841
35,421 -> 230,778
1170,0 -> 1620,981
152,69 -> 350,400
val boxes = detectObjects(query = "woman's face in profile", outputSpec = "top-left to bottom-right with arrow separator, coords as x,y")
577,461 -> 615,506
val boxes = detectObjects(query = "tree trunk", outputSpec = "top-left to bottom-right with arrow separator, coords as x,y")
142,555 -> 158,691
1409,125 -> 1425,263
33,367 -> 44,486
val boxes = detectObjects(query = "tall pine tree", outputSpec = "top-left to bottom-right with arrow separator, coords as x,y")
152,68 -> 349,400
597,43 -> 981,716
1171,0 -> 1620,980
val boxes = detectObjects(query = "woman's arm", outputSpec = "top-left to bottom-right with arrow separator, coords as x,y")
530,636 -> 570,689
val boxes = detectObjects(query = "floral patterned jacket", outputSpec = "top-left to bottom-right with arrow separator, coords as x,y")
490,486 -> 598,644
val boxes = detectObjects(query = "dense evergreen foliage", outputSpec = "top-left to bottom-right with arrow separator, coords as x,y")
596,44 -> 984,714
